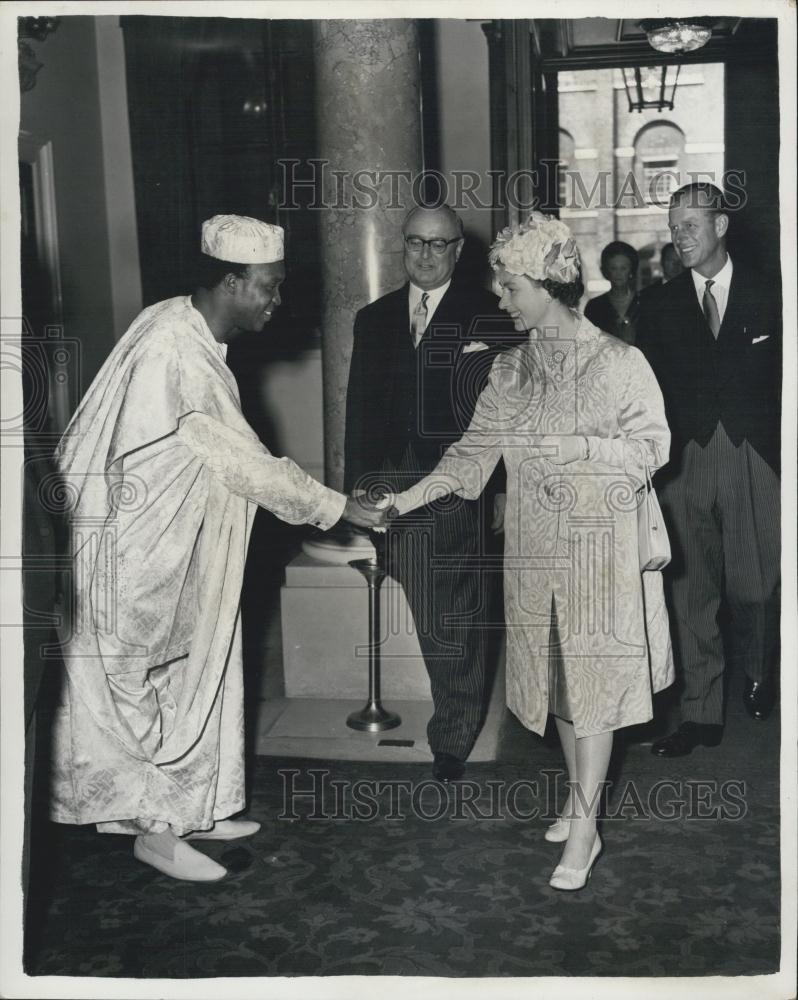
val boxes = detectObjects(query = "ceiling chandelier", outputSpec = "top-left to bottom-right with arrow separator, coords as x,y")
640,19 -> 714,55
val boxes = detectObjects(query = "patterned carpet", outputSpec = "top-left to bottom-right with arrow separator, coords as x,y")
25,695 -> 781,980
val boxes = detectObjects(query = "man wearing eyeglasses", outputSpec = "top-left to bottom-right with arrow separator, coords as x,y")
344,204 -> 520,783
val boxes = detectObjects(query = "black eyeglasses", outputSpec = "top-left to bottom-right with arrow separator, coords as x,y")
404,236 -> 461,255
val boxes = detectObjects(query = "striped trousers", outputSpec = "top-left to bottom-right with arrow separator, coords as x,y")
381,451 -> 496,760
659,423 -> 780,726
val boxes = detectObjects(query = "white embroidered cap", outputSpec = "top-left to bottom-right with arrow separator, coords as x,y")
201,214 -> 284,264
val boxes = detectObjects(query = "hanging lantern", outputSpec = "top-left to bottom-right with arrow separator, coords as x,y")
622,65 -> 681,114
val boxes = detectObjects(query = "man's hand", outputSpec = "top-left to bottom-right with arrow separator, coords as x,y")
342,493 -> 391,530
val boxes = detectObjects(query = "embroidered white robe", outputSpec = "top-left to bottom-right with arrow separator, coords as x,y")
51,297 -> 344,834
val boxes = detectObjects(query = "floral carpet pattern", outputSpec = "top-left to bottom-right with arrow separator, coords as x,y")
26,711 -> 781,980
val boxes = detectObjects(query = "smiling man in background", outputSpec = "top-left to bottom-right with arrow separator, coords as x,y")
51,215 -> 384,881
637,183 -> 781,757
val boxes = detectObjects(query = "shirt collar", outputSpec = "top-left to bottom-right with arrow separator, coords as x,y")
691,254 -> 733,295
409,279 -> 451,314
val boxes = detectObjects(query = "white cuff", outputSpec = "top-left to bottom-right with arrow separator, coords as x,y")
309,488 -> 347,531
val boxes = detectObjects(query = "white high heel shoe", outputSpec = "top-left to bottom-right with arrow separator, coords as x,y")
544,817 -> 571,843
549,834 -> 602,891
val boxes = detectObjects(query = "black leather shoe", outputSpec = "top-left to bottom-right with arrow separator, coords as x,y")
651,722 -> 723,757
744,678 -> 775,721
432,752 -> 465,783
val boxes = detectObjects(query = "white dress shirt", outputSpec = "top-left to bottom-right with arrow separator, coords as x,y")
408,280 -> 451,334
691,254 -> 733,326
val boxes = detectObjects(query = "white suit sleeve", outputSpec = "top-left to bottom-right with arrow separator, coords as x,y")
393,364 -> 504,516
177,411 -> 346,529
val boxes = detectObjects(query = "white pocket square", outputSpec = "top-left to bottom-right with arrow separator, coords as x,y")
752,335 -> 770,344
463,341 -> 489,353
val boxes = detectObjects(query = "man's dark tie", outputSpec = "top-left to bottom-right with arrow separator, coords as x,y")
702,279 -> 721,338
411,292 -> 429,347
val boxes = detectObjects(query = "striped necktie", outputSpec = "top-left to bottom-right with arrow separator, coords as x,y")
411,292 -> 429,347
702,279 -> 721,338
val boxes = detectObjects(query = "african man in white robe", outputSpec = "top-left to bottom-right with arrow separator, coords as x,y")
49,216 -> 384,881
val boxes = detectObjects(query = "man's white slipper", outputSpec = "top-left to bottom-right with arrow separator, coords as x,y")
134,835 -> 227,882
184,819 -> 261,841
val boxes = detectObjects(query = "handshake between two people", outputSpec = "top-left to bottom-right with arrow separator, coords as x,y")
341,490 -> 398,532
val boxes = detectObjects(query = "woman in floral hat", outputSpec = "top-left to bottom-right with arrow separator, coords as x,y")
389,213 -> 674,891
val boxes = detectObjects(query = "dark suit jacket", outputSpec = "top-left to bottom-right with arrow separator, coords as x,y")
344,280 -> 522,496
636,263 -> 781,474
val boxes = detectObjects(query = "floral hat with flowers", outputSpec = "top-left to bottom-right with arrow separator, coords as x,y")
489,212 -> 581,284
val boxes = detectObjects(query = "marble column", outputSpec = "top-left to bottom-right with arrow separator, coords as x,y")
313,19 -> 422,492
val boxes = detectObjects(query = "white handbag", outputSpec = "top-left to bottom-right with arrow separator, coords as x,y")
637,465 -> 671,572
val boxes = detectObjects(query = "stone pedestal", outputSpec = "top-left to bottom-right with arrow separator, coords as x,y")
259,549 -> 507,762
270,549 -> 433,760
281,552 -> 431,701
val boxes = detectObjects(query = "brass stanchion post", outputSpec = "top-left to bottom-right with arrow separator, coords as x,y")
346,533 -> 400,732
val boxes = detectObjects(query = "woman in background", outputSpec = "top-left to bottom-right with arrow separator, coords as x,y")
584,240 -> 641,345
389,214 -> 673,891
